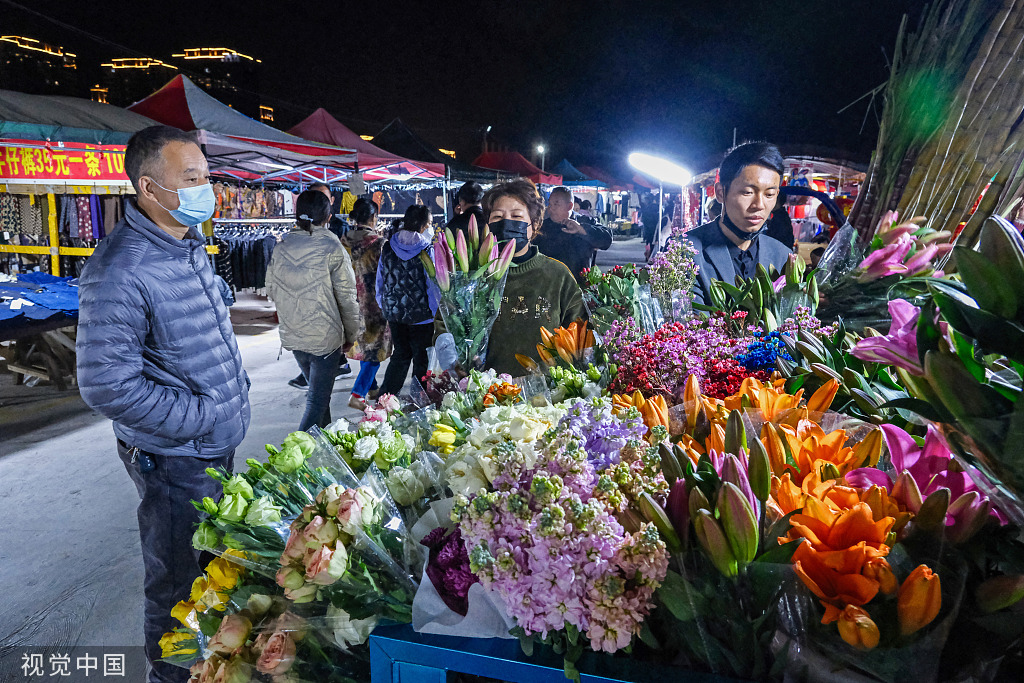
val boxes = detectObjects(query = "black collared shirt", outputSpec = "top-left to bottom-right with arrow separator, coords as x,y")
728,236 -> 760,281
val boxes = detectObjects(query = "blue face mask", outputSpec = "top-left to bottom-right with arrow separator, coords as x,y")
150,179 -> 216,226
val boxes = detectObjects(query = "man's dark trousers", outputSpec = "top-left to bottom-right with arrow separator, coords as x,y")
118,440 -> 233,683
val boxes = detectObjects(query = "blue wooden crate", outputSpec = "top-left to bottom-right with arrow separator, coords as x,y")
369,624 -> 739,683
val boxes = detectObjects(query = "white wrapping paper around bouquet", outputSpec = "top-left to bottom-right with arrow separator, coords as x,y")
410,498 -> 516,639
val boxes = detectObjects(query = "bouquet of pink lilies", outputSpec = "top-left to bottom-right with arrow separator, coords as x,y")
420,215 -> 516,370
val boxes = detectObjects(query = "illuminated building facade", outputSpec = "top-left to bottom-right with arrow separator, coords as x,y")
99,58 -> 178,106
170,48 -> 263,118
0,35 -> 82,96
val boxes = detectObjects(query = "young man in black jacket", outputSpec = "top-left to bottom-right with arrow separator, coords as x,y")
686,142 -> 793,305
534,186 -> 612,282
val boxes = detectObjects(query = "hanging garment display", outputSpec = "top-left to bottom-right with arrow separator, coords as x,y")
18,196 -> 43,237
0,194 -> 21,234
377,188 -> 446,217
213,223 -> 286,290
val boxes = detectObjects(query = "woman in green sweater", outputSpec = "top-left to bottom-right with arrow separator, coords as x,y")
480,180 -> 587,376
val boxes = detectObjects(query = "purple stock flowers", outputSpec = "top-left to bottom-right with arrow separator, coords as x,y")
455,415 -> 668,655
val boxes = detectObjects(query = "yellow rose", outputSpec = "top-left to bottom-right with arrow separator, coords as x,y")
190,575 -> 229,612
429,424 -> 457,454
206,555 -> 243,590
158,630 -> 197,658
171,601 -> 198,630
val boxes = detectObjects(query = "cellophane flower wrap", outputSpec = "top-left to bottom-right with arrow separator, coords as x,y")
421,215 -> 516,370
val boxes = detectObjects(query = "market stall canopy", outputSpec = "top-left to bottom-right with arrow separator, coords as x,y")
577,165 -> 632,191
288,108 -> 444,182
128,75 -> 357,182
472,151 -> 561,186
372,118 -> 500,182
0,89 -> 158,145
783,156 -> 867,181
551,159 -> 607,188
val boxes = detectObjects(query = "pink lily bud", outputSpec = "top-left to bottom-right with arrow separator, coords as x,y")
918,230 -> 952,246
892,470 -> 924,513
455,230 -> 470,273
666,479 -> 690,536
902,244 -> 940,275
435,253 -> 450,291
946,491 -> 991,544
694,510 -> 738,578
717,482 -> 759,564
879,224 -> 917,245
438,237 -> 455,273
492,238 -> 517,279
478,232 -> 495,267
485,243 -> 498,273
468,214 -> 479,252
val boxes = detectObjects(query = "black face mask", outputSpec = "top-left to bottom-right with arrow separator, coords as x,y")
488,218 -> 530,251
720,206 -> 767,242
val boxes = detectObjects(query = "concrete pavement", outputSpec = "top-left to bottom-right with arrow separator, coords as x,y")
0,236 -> 647,678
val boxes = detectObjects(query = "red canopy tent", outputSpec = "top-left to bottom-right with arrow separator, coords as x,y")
288,108 -> 444,182
128,75 -> 357,183
472,151 -> 561,185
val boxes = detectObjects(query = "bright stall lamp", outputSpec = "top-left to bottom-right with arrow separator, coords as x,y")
628,152 -> 692,186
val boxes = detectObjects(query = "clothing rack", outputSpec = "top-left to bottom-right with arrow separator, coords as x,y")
213,218 -> 294,224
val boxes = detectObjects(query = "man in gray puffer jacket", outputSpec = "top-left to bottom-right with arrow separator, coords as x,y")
77,126 -> 249,683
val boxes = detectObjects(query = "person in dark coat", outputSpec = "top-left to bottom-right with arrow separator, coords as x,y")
765,197 -> 796,250
641,194 -> 662,261
686,142 -> 792,305
77,126 -> 250,683
534,186 -> 612,282
444,181 -> 486,233
376,204 -> 439,397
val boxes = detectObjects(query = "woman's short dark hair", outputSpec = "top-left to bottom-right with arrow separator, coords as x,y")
295,190 -> 332,231
389,204 -> 432,236
124,125 -> 199,191
350,197 -> 378,224
482,179 -> 545,229
719,142 -> 784,194
456,181 -> 484,205
580,199 -> 592,210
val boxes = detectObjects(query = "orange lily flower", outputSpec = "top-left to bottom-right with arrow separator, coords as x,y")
536,319 -> 594,367
838,604 -> 880,650
786,498 -> 893,553
612,391 -> 668,441
898,565 -> 942,636
792,540 -> 885,623
766,420 -> 861,485
724,377 -> 804,421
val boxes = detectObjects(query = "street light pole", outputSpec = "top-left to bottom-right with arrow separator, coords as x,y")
537,144 -> 546,172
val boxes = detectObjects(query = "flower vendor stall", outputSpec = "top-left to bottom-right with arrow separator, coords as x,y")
164,208 -> 1024,683
161,3 -> 1024,680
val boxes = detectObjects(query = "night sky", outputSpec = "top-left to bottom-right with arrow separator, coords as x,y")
5,0 -> 928,177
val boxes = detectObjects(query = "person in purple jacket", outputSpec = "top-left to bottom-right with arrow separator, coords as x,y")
77,126 -> 250,683
375,204 -> 439,397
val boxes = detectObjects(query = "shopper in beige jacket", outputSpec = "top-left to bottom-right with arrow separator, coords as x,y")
266,189 -> 361,429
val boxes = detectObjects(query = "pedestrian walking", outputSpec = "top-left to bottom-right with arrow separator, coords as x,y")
342,198 -> 391,410
376,204 -> 439,398
266,189 -> 361,430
